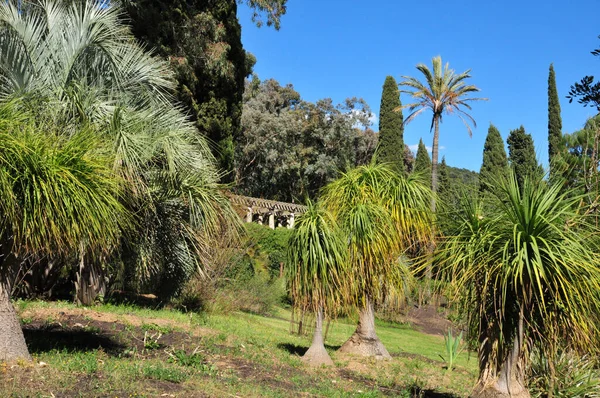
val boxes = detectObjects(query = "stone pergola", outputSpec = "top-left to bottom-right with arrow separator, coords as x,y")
229,195 -> 308,229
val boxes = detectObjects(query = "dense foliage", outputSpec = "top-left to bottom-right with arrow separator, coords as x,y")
507,126 -> 542,191
235,77 -> 377,202
125,0 -> 287,177
548,64 -> 564,181
377,76 -> 404,172
479,124 -> 509,195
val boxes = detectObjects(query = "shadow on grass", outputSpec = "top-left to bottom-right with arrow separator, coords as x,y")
23,324 -> 125,355
277,343 -> 342,356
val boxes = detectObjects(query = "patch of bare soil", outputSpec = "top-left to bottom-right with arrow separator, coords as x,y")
404,304 -> 454,336
19,306 -> 214,337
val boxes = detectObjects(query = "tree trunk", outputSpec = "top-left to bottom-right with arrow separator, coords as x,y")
301,307 -> 334,366
338,296 -> 391,359
471,310 -> 529,398
0,282 -> 31,361
75,248 -> 105,306
431,115 -> 440,213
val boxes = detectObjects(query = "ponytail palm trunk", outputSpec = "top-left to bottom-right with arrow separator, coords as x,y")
438,174 -> 600,397
339,295 -> 390,358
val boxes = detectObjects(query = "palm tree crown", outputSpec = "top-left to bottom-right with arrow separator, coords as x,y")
400,56 -> 485,211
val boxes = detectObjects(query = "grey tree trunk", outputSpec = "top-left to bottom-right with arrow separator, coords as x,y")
338,296 -> 391,359
0,282 -> 31,361
75,248 -> 106,306
301,307 -> 333,366
431,116 -> 440,213
472,310 -> 529,398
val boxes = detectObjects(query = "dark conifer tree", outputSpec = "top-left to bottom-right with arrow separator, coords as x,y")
414,139 -> 432,184
377,76 -> 404,172
479,124 -> 509,194
507,126 -> 541,191
438,156 -> 450,198
548,63 -> 563,180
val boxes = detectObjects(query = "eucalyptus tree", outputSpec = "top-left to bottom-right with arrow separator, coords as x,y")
400,56 -> 485,212
437,172 -> 600,397
0,0 -> 239,304
322,163 -> 432,358
286,203 -> 347,366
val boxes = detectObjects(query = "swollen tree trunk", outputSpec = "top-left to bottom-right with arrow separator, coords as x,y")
472,310 -> 529,398
301,307 -> 333,366
0,282 -> 31,361
338,296 -> 391,359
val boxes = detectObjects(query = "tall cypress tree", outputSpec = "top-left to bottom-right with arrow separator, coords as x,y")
438,156 -> 450,198
377,76 -> 404,172
479,124 -> 509,194
507,126 -> 541,191
548,63 -> 563,180
414,138 -> 431,182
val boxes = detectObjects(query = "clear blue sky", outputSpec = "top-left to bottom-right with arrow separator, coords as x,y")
237,0 -> 600,172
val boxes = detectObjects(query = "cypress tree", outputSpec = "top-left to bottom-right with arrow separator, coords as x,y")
479,124 -> 509,194
414,138 -> 431,181
377,76 -> 404,172
507,126 -> 541,191
439,156 -> 450,198
548,63 -> 563,180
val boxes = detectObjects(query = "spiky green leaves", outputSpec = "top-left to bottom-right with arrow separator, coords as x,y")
0,103 -> 129,257
321,162 -> 432,305
286,203 -> 347,313
438,171 -> 600,366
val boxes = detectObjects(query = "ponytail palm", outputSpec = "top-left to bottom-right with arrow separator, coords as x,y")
438,173 -> 600,397
287,203 -> 347,366
0,102 -> 129,361
400,56 -> 485,212
322,163 -> 432,358
0,0 -> 240,302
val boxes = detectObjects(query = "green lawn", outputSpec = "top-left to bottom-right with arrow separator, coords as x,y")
2,300 -> 477,397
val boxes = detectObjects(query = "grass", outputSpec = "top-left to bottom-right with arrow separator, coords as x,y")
2,300 -> 478,397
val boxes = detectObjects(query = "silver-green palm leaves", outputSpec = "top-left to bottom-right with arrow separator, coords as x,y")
321,162 -> 432,358
438,172 -> 600,396
0,0 -> 239,300
400,56 -> 485,211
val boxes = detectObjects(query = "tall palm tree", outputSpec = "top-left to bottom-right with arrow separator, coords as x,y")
322,163 -> 432,358
400,56 -> 485,212
286,203 -> 347,366
0,0 -> 240,304
437,172 -> 600,397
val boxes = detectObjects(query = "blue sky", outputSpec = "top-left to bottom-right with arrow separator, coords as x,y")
237,0 -> 600,172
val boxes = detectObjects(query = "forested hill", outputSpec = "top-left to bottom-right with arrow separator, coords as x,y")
447,166 -> 479,189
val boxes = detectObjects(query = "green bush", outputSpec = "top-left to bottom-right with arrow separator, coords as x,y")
244,223 -> 292,278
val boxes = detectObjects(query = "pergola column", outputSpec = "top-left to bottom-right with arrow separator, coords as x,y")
268,210 -> 275,229
288,213 -> 295,229
246,207 -> 253,223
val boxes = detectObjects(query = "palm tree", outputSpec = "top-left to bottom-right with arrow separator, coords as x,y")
286,203 -> 347,366
0,101 -> 130,361
0,0 -> 239,304
437,172 -> 600,397
322,163 -> 432,358
400,56 -> 485,212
